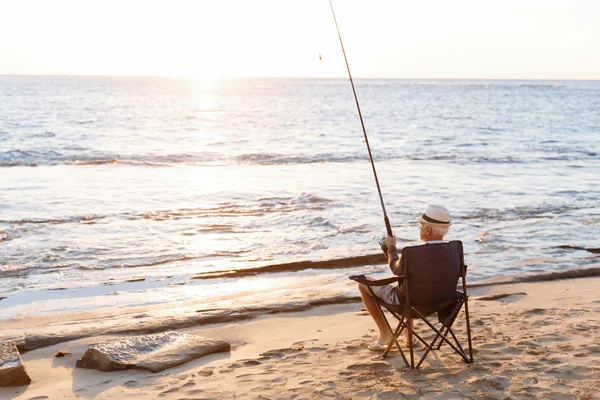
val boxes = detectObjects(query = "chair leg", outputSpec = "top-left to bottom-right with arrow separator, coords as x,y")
447,328 -> 469,362
461,266 -> 475,363
463,297 -> 474,363
382,319 -> 404,358
387,309 -> 427,348
434,326 -> 450,350
415,316 -> 443,369
407,315 -> 415,369
377,304 -> 409,367
434,300 -> 463,350
413,309 -> 468,368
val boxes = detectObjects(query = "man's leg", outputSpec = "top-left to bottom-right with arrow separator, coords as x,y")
358,283 -> 392,344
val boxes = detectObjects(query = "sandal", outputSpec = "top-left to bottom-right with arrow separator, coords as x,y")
368,342 -> 388,351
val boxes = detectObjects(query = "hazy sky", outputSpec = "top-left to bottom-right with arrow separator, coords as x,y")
1,0 -> 599,79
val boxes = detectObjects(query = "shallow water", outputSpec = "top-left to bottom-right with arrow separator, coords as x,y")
1,76 -> 599,323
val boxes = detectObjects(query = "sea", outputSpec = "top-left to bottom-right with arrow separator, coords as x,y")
1,76 -> 599,331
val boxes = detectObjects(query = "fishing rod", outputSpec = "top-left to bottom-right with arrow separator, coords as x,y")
328,0 -> 393,238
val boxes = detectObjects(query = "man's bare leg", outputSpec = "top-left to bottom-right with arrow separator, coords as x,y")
358,283 -> 392,344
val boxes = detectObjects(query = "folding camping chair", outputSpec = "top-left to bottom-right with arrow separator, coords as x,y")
351,240 -> 474,369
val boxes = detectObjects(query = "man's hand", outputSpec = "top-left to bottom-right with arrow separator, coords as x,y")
379,235 -> 396,255
385,235 -> 396,248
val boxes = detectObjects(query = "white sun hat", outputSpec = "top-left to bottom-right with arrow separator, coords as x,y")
417,204 -> 452,227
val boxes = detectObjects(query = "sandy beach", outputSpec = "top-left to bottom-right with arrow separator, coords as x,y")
1,274 -> 598,400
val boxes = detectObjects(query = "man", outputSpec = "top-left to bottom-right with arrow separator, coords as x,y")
357,204 -> 452,351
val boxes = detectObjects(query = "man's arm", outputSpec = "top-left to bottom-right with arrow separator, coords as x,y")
387,245 -> 402,275
381,235 -> 402,276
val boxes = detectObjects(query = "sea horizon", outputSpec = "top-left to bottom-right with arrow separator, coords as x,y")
2,74 -> 599,82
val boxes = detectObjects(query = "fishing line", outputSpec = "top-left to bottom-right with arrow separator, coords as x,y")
328,0 -> 393,237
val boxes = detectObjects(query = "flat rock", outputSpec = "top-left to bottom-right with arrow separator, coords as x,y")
0,341 -> 32,387
76,331 -> 230,372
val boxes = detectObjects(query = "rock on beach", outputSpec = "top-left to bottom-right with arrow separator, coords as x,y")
76,331 -> 230,373
0,341 -> 32,387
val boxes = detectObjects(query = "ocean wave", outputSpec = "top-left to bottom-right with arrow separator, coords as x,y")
191,253 -> 386,280
64,158 -> 174,166
470,266 -> 600,288
130,194 -> 333,221
232,152 -> 369,165
519,83 -> 564,88
1,145 -> 598,167
0,214 -> 105,225
0,151 -> 216,168
76,251 -> 250,271
30,132 -> 56,138
0,195 -> 333,233
0,263 -> 39,278
417,81 -> 490,87
460,203 -> 580,222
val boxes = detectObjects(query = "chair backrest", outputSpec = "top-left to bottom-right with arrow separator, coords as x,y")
401,241 -> 463,307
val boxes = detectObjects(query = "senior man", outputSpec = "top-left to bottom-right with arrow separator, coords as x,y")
358,204 -> 452,351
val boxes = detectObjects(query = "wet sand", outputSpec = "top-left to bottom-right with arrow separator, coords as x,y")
2,275 -> 599,399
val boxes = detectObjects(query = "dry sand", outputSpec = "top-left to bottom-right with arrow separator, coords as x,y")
1,276 -> 599,400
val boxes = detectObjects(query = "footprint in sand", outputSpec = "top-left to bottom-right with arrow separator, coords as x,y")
185,389 -> 205,395
122,380 -> 139,388
467,364 -> 490,373
259,348 -> 302,358
465,377 -> 505,391
176,398 -> 208,400
519,308 -> 548,316
526,347 -> 548,356
160,387 -> 179,396
485,361 -> 504,368
479,342 -> 505,349
582,345 -> 600,353
346,361 -> 393,371
540,356 -> 564,365
292,339 -> 319,346
306,346 -> 328,352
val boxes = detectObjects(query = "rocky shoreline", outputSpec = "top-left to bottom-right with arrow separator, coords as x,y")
2,266 -> 599,356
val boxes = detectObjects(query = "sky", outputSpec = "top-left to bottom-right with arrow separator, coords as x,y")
1,0 -> 599,80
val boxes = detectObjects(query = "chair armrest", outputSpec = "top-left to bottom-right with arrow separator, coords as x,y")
349,274 -> 406,286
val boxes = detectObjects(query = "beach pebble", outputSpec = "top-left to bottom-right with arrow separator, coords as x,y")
75,332 -> 230,373
0,341 -> 32,387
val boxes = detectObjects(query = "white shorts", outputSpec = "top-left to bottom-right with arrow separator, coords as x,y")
371,284 -> 402,305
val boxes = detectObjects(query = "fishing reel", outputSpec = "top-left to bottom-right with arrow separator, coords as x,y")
379,237 -> 388,255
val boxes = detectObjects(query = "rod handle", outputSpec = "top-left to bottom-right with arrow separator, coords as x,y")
384,215 -> 393,238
